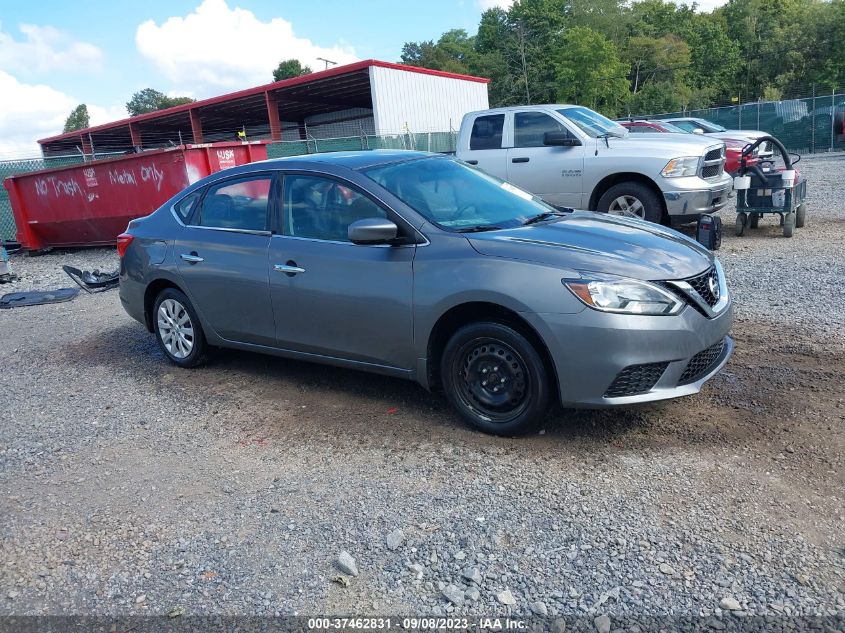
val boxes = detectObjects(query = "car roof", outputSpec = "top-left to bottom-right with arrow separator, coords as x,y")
249,149 -> 436,171
467,104 -> 578,116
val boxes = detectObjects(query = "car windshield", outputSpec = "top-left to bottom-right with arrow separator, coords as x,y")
695,119 -> 727,133
363,157 -> 557,231
557,106 -> 626,138
660,122 -> 690,133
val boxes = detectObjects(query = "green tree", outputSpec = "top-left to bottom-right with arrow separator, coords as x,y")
126,88 -> 194,116
554,26 -> 630,116
272,59 -> 312,81
63,104 -> 90,133
401,29 -> 476,74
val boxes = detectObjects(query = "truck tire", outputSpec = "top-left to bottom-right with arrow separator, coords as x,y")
596,182 -> 663,224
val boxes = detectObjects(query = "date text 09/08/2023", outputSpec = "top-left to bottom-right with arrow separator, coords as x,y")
307,617 -> 530,630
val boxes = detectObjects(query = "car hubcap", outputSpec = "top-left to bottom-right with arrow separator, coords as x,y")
157,299 -> 194,359
455,339 -> 530,423
608,195 -> 646,219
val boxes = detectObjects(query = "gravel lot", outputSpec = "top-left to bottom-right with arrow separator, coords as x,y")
1,154 -> 843,628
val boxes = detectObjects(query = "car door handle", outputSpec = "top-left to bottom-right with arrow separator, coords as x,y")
274,262 -> 306,276
511,157 -> 530,163
180,253 -> 204,263
465,159 -> 479,165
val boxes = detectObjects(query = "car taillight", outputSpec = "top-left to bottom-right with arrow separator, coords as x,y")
116,233 -> 134,258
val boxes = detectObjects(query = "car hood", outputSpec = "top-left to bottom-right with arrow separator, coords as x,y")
608,133 -> 721,156
467,211 -> 713,281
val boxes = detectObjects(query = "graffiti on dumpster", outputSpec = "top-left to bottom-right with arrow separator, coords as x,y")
34,176 -> 83,198
140,164 -> 165,192
108,168 -> 138,187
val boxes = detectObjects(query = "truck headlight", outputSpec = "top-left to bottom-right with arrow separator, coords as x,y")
564,274 -> 683,315
661,156 -> 700,178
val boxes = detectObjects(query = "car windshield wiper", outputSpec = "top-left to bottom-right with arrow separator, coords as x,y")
454,225 -> 503,233
522,211 -> 568,226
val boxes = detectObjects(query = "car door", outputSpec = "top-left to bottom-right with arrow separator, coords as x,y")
267,172 -> 415,370
463,113 -> 509,179
506,111 -> 585,208
175,172 -> 277,346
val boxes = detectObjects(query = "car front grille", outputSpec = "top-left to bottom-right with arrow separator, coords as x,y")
701,146 -> 725,179
686,266 -> 720,307
678,339 -> 726,384
604,362 -> 669,398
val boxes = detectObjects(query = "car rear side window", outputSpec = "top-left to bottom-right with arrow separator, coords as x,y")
282,175 -> 387,242
196,175 -> 272,231
469,114 -> 505,150
174,190 -> 202,223
513,112 -> 569,147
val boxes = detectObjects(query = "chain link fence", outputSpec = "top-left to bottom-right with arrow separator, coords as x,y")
644,89 -> 845,155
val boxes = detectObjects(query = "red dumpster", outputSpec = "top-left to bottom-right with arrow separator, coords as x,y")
3,141 -> 268,250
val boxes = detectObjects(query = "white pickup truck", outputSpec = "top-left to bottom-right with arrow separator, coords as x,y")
456,104 -> 734,224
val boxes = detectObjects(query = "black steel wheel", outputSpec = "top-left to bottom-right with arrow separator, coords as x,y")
441,322 -> 550,435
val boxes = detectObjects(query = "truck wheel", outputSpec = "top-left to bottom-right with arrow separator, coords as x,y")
748,213 -> 760,229
795,203 -> 807,228
735,214 -> 746,236
596,183 -> 663,224
440,322 -> 549,436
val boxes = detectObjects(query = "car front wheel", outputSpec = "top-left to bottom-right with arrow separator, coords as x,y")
441,322 -> 550,436
153,288 -> 207,367
597,182 -> 663,224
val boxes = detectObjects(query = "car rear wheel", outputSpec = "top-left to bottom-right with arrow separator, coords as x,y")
597,182 -> 663,224
153,288 -> 207,367
441,322 -> 550,436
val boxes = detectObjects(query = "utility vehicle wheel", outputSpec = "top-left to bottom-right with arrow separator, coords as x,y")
783,212 -> 795,238
597,183 -> 663,224
748,213 -> 760,229
153,288 -> 207,367
795,203 -> 807,228
441,322 -> 550,436
735,214 -> 746,236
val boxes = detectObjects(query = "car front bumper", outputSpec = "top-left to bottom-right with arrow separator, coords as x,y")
663,176 -> 734,217
523,298 -> 733,407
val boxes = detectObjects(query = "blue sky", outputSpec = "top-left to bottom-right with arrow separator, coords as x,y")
0,0 -> 724,157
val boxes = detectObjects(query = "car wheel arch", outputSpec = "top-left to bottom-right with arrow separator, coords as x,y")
589,172 -> 667,221
425,301 -> 559,401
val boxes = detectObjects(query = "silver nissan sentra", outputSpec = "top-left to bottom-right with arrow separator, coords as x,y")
118,150 -> 733,435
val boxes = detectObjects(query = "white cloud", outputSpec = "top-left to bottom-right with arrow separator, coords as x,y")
135,0 -> 358,96
0,22 -> 103,75
0,71 -> 124,159
477,0 -> 514,10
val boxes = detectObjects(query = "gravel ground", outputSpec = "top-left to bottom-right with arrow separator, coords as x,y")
1,154 -> 843,628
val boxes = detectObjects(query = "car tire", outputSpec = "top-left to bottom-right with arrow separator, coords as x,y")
596,182 -> 663,224
441,322 -> 550,436
783,212 -> 795,238
153,288 -> 207,367
795,203 -> 807,228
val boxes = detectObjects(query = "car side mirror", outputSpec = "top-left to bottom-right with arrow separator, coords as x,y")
693,128 -> 704,135
348,217 -> 398,244
543,132 -> 581,147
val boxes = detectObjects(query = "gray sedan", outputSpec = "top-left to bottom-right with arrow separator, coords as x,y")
118,150 -> 733,435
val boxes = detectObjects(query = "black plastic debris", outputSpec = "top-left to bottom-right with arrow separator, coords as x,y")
0,288 -> 80,309
62,265 -> 119,293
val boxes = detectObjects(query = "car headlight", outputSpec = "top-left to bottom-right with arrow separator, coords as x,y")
661,156 -> 700,178
563,274 -> 683,315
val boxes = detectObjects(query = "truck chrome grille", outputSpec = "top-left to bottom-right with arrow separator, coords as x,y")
700,145 -> 726,179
